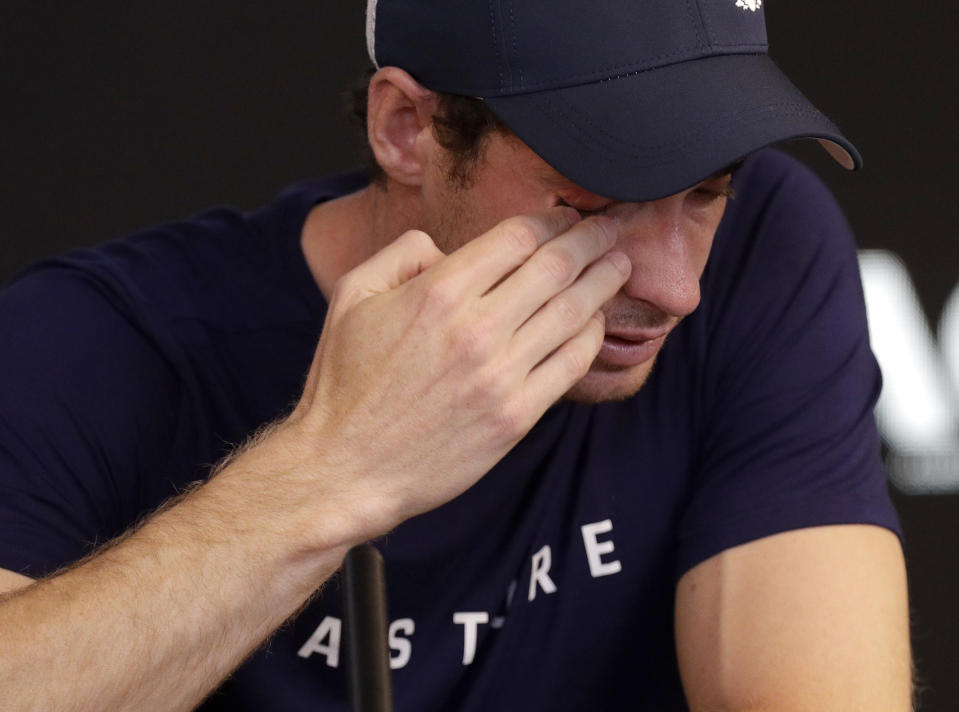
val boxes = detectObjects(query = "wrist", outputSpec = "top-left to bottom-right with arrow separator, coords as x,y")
203,417 -> 392,561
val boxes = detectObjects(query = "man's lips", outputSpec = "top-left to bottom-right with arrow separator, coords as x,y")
598,328 -> 670,368
604,327 -> 670,343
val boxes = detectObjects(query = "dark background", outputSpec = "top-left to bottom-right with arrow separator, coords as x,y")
1,2 -> 956,709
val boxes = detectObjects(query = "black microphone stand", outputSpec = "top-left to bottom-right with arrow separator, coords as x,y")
342,543 -> 394,712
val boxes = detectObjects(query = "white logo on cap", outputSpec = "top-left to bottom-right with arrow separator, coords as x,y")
735,0 -> 762,10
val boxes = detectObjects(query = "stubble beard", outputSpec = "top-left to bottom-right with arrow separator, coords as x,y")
562,301 -> 672,403
561,357 -> 658,404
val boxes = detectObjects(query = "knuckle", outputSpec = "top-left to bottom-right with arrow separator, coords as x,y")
538,248 -> 577,284
449,321 -> 493,364
470,361 -> 508,401
418,276 -> 458,316
501,217 -> 542,256
331,271 -> 361,305
590,310 -> 607,335
490,397 -> 529,440
552,293 -> 583,327
400,229 -> 436,251
561,344 -> 592,380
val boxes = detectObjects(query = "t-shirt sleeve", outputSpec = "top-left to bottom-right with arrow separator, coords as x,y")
0,267 -> 185,578
675,156 -> 900,579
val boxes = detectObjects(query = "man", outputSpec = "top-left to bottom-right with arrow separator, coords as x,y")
0,1 -> 910,711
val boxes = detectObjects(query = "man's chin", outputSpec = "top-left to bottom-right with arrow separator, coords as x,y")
562,359 -> 657,404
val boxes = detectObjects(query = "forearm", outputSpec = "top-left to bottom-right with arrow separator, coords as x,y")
0,428 -> 353,712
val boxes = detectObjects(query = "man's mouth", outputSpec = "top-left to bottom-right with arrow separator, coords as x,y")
598,328 -> 669,368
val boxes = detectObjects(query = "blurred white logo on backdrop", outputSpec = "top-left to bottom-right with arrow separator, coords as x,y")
859,250 -> 959,493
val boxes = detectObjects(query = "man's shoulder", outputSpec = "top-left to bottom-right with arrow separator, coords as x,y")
5,171 -> 368,330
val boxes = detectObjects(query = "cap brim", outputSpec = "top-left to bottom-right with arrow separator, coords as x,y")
484,53 -> 861,202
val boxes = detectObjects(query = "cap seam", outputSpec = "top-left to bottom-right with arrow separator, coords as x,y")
508,2 -> 524,89
513,43 -> 708,91
710,39 -> 768,48
488,0 -> 505,92
464,44 -> 765,96
411,47 -> 768,97
593,47 -> 767,86
688,0 -> 713,47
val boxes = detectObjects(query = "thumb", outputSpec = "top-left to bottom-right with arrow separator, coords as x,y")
369,229 -> 446,290
328,229 -> 445,321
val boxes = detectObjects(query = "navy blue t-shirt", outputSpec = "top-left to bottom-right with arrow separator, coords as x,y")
0,150 -> 899,710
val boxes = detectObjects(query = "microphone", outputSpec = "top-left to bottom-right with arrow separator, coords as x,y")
342,543 -> 394,712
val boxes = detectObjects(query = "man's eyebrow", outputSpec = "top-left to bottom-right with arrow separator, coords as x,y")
709,159 -> 746,181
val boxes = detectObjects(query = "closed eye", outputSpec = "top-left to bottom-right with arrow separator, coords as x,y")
694,183 -> 737,201
694,159 -> 746,201
555,198 -> 613,217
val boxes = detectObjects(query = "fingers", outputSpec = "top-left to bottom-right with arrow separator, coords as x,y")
511,250 -> 629,369
328,229 -> 445,322
438,206 -> 584,296
521,310 -> 606,413
484,214 -> 620,328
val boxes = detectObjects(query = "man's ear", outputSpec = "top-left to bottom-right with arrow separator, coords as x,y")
367,67 -> 440,187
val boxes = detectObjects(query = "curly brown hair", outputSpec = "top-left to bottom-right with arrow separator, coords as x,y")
350,69 -> 509,188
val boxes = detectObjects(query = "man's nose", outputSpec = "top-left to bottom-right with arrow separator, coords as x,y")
611,197 -> 703,318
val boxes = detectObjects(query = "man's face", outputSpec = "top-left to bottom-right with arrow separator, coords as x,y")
418,131 -> 733,404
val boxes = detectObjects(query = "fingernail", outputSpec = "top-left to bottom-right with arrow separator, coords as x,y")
595,215 -> 618,246
608,251 -> 631,275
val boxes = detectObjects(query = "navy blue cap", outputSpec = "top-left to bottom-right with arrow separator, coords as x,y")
366,0 -> 861,201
